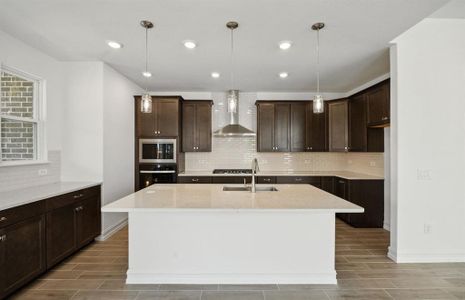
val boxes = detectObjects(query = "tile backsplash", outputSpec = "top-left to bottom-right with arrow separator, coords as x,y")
185,137 -> 384,176
0,150 -> 61,192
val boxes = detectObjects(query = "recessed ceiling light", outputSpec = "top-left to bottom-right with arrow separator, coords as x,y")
211,72 -> 220,78
279,72 -> 289,78
279,41 -> 292,50
142,71 -> 152,78
107,41 -> 123,49
183,40 -> 197,49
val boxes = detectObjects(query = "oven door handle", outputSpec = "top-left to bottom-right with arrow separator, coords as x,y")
139,170 -> 176,174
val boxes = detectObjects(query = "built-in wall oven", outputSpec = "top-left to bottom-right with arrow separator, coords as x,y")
139,163 -> 177,189
139,139 -> 176,163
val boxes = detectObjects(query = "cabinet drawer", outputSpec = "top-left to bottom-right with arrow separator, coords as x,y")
0,201 -> 46,229
45,186 -> 101,211
177,176 -> 212,184
211,176 -> 252,184
276,176 -> 321,186
255,176 -> 276,184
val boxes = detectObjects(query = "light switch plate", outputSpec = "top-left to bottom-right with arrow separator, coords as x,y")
417,169 -> 432,180
38,169 -> 48,176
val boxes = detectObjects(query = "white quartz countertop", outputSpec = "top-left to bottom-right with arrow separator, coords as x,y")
0,182 -> 101,211
102,184 -> 364,213
178,170 -> 383,180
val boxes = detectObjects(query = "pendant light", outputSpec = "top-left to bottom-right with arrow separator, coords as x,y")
140,20 -> 154,113
226,21 -> 239,114
312,22 -> 325,114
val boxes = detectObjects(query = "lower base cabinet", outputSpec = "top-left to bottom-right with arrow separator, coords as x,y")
0,185 -> 101,299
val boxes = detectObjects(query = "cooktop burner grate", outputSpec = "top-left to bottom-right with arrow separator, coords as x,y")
213,169 -> 253,174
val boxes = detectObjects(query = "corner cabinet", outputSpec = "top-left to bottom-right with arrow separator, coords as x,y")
0,185 -> 101,299
328,99 -> 349,152
256,102 -> 290,152
135,96 -> 183,138
366,80 -> 390,127
182,100 -> 213,152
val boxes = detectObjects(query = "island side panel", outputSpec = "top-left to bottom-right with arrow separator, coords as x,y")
127,210 -> 337,284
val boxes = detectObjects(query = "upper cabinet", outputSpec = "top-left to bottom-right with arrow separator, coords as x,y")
305,102 -> 327,152
366,80 -> 390,127
290,103 -> 306,152
135,96 -> 182,138
256,102 -> 290,152
182,100 -> 213,152
328,99 -> 349,152
348,94 -> 367,152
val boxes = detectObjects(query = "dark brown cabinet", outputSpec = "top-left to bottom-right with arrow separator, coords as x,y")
46,187 -> 101,269
328,99 -> 349,152
305,102 -> 327,151
348,94 -> 367,152
135,96 -> 182,138
256,102 -> 290,152
255,176 -> 277,184
182,101 -> 213,152
0,215 -> 46,299
177,176 -> 212,184
276,176 -> 321,187
366,80 -> 390,127
211,176 -> 252,184
320,177 -> 334,194
290,103 -> 306,152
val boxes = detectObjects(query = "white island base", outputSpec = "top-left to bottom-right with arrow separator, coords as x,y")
102,184 -> 363,285
128,210 -> 338,284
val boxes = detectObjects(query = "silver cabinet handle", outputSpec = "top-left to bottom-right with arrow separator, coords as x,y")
339,180 -> 345,184
191,178 -> 199,182
0,234 -> 6,242
73,194 -> 84,199
295,178 -> 302,182
0,217 -> 7,222
75,206 -> 84,212
263,178 -> 271,182
140,170 -> 175,174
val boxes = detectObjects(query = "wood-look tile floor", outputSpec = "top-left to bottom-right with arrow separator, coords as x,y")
11,220 -> 465,299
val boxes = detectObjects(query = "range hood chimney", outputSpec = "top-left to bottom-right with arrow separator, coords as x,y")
213,90 -> 255,137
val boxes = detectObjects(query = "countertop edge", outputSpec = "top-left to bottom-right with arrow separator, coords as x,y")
0,182 -> 102,211
177,172 -> 383,180
102,208 -> 364,213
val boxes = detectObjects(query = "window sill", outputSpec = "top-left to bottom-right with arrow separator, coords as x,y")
0,160 -> 51,168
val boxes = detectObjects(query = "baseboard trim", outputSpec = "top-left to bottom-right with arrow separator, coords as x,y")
388,248 -> 465,263
126,271 -> 337,284
96,218 -> 128,241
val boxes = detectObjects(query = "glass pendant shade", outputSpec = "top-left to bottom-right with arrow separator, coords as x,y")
313,94 -> 324,114
141,93 -> 152,113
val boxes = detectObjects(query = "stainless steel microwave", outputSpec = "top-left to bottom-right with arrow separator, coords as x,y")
139,139 -> 176,163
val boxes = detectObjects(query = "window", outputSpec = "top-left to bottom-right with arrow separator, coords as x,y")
0,65 -> 45,164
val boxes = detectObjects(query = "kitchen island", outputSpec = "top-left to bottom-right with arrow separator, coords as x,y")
102,184 -> 363,284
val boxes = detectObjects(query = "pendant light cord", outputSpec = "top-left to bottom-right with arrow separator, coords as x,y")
316,28 -> 320,94
145,27 -> 149,92
230,28 -> 234,90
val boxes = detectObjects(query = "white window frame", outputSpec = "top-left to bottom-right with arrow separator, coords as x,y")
0,64 -> 47,166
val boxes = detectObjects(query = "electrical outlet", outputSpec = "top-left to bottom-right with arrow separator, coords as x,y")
424,224 -> 432,234
38,169 -> 48,176
369,161 -> 376,167
417,169 -> 432,180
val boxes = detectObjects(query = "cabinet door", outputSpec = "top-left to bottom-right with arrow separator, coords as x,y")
257,104 -> 275,152
274,104 -> 290,152
196,103 -> 212,152
177,176 -> 212,184
157,99 -> 179,137
211,176 -> 252,184
182,103 -> 196,152
135,96 -> 157,138
321,177 -> 334,194
46,204 -> 77,268
349,94 -> 367,152
2,215 -> 46,296
328,100 -> 349,152
76,196 -> 101,248
290,103 -> 306,152
366,82 -> 390,126
0,228 -> 4,296
334,178 -> 349,223
306,102 -> 327,152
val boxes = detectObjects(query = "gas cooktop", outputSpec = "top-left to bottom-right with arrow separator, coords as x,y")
213,169 -> 252,175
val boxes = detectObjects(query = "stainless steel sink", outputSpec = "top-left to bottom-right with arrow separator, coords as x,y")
222,186 -> 278,192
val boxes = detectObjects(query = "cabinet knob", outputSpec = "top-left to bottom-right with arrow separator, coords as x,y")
73,194 -> 84,199
0,234 -> 6,242
0,216 -> 7,222
309,147 -> 313,150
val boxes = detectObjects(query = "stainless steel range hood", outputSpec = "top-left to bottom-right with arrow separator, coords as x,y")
213,90 -> 255,137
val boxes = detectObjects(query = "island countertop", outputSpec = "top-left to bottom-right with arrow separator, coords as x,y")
101,184 -> 364,213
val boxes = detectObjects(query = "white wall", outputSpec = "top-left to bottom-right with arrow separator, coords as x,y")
389,18 -> 465,262
61,62 -> 104,182
102,64 -> 141,235
0,29 -> 63,151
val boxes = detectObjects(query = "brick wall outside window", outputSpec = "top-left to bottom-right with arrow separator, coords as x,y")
1,71 -> 36,161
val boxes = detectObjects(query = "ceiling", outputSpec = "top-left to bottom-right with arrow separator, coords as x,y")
0,0 -> 449,92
